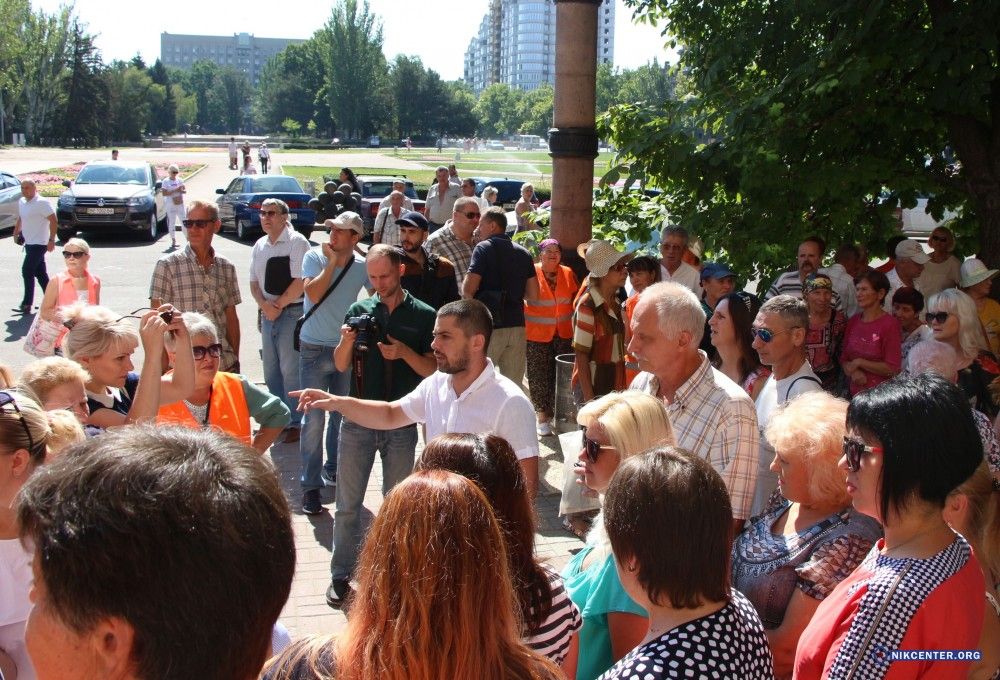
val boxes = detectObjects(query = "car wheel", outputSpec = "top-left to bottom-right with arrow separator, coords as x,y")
143,211 -> 158,241
236,218 -> 252,241
57,226 -> 76,243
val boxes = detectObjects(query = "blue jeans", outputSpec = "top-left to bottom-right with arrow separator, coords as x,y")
21,244 -> 49,307
298,341 -> 350,490
330,419 -> 417,580
262,304 -> 302,428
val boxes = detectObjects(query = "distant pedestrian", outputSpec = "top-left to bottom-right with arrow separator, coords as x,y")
228,137 -> 238,170
110,149 -> 119,160
161,164 -> 187,247
258,142 -> 270,174
12,179 -> 57,314
242,155 -> 257,175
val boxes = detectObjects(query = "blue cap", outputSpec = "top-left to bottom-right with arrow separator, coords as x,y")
396,210 -> 429,230
700,261 -> 737,281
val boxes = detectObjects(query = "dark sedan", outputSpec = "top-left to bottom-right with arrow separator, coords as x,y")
468,177 -> 524,210
215,175 -> 317,240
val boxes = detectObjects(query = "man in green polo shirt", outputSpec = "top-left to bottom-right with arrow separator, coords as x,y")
326,244 -> 437,607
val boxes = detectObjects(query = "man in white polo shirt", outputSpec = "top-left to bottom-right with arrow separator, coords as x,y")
12,179 -> 57,314
293,298 -> 540,498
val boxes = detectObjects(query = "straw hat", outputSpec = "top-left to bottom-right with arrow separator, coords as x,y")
576,239 -> 635,277
960,258 -> 999,288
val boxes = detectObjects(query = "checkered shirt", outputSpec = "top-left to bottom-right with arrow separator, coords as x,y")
630,352 -> 760,520
425,222 -> 472,289
149,245 -> 242,369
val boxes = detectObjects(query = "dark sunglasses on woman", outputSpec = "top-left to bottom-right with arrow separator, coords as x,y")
192,343 -> 223,360
842,436 -> 882,472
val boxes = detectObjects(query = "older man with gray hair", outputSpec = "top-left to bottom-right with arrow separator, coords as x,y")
424,165 -> 462,231
377,179 -> 414,211
659,224 -> 702,296
373,190 -> 406,245
629,281 -> 760,529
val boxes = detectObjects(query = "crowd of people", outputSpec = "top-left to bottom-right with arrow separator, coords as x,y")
3,162 -> 1000,679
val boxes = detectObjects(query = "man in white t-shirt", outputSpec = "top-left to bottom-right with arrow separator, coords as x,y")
884,238 -> 929,312
161,164 -> 187,247
659,225 -> 702,296
12,179 -> 57,314
227,137 -> 238,169
750,294 -> 823,516
293,298 -> 540,498
376,180 -> 414,212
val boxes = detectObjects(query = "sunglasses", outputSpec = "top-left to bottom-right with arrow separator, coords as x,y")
458,211 -> 481,220
182,219 -> 214,229
751,326 -> 800,343
192,343 -> 223,360
115,307 -> 175,324
62,250 -> 86,259
0,391 -> 38,455
581,426 -> 614,464
609,262 -> 628,273
926,311 -> 950,324
259,209 -> 281,216
843,436 -> 883,472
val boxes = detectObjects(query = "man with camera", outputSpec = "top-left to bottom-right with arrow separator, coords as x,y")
326,244 -> 436,607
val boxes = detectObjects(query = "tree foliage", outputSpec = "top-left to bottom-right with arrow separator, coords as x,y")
603,0 -> 1000,281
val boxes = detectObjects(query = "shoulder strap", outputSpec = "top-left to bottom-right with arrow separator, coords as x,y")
782,374 -> 822,402
301,257 -> 354,324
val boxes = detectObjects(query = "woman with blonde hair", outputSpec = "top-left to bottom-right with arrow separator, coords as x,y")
731,391 -> 881,677
62,303 -> 195,429
0,390 -> 52,679
20,355 -> 91,424
927,287 -> 1000,418
263,470 -> 562,680
37,236 -> 100,351
918,225 -> 962,299
561,390 -> 675,680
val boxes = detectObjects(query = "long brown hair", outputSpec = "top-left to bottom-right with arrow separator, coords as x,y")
415,433 -> 552,633
266,471 -> 561,680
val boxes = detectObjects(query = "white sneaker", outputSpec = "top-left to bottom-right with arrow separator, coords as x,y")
537,421 -> 553,436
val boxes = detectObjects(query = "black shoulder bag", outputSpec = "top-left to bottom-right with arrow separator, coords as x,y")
293,258 -> 354,351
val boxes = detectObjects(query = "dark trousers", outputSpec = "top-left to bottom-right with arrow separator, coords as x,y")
260,157 -> 269,173
21,244 -> 49,307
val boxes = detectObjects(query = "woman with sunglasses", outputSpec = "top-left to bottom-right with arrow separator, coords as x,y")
37,237 -> 100,353
917,226 -> 962,299
561,390 -> 675,680
158,312 -> 289,452
415,433 -> 582,675
802,273 -> 847,393
839,269 -> 901,396
732,391 -> 881,678
0,390 -> 52,680
62,303 -> 195,430
926,287 -> 1000,419
795,373 -> 987,678
709,291 -> 770,400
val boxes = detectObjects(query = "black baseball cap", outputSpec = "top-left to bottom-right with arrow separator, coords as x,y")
396,210 -> 429,230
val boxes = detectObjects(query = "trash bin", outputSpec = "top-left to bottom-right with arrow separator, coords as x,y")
553,353 -> 577,434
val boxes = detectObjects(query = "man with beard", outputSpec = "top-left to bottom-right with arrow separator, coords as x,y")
764,236 -> 843,310
292,299 -> 539,500
395,210 -> 459,309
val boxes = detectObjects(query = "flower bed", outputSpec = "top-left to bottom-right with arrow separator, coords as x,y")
22,162 -> 205,197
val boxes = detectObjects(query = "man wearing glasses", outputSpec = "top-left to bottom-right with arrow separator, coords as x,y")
424,196 -> 480,289
658,224 -> 702,296
150,201 -> 242,372
249,198 -> 311,443
749,294 -> 822,516
629,281 -> 760,533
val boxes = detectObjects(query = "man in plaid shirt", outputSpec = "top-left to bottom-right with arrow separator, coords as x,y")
628,281 -> 760,530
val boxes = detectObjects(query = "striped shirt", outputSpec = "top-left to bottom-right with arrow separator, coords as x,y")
572,287 -> 627,393
425,221 -> 472,289
630,354 -> 760,521
525,565 -> 583,665
765,270 -> 843,310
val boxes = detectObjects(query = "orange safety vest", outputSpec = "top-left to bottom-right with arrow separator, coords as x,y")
157,372 -> 252,445
525,264 -> 577,342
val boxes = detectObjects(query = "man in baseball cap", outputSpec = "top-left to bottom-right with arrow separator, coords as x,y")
396,210 -> 459,309
885,238 -> 930,311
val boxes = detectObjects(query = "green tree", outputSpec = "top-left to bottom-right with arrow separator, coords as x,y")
147,59 -> 176,134
187,59 -> 223,131
475,83 -> 525,137
17,5 -> 74,142
390,54 -> 427,139
605,0 -> 1000,280
104,63 -> 159,141
55,22 -> 108,146
443,82 -> 479,138
253,41 -> 324,133
0,0 -> 32,143
216,67 -> 250,133
173,83 -> 197,130
595,62 -> 620,115
519,84 -> 553,137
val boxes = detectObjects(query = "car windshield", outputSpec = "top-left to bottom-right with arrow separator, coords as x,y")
363,180 -> 416,199
248,177 -> 302,193
75,165 -> 148,185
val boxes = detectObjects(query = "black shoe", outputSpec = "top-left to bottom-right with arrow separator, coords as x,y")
321,468 -> 336,486
302,489 -> 323,515
12,304 -> 30,314
326,578 -> 354,608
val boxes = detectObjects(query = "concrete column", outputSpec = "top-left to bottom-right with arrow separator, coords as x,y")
550,0 -> 601,278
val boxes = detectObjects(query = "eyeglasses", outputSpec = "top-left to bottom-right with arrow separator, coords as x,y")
843,436 -> 883,472
926,311 -> 950,324
458,211 -> 480,220
115,307 -> 174,324
259,210 -> 281,216
751,326 -> 800,343
609,262 -> 628,272
581,427 -> 614,464
0,391 -> 38,455
192,343 -> 223,360
62,250 -> 86,259
182,219 -> 214,229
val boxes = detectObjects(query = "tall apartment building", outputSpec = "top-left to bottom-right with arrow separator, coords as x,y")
464,0 -> 615,93
160,32 -> 305,86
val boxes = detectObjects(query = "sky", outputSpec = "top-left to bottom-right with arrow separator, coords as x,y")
30,0 -> 674,80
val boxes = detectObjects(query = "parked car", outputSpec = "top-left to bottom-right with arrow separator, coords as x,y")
485,140 -> 505,151
56,161 -> 165,242
215,175 -> 317,241
357,175 -> 425,231
0,170 -> 21,230
468,177 -> 524,211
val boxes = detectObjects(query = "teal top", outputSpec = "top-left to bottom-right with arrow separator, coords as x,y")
561,545 -> 647,680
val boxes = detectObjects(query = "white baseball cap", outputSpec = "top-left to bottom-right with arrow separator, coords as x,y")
894,239 -> 930,265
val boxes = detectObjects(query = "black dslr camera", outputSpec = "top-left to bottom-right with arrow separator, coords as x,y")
346,313 -> 381,352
